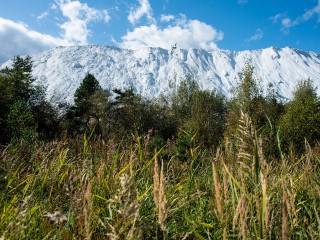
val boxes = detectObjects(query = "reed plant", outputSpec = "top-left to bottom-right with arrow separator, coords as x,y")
0,125 -> 319,239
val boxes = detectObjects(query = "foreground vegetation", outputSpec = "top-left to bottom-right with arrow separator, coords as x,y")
0,125 -> 319,239
0,56 -> 319,239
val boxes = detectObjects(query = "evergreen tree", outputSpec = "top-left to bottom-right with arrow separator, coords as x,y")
111,88 -> 143,135
0,56 -> 35,103
0,56 -> 45,144
6,101 -> 36,143
74,73 -> 102,111
66,73 -> 107,136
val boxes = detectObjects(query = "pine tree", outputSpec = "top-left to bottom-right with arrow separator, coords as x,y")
0,56 -> 42,144
112,88 -> 143,134
66,73 -> 107,136
6,101 -> 36,143
74,73 -> 102,111
0,56 -> 35,103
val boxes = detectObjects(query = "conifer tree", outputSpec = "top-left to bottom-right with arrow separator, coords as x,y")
112,88 -> 143,134
66,73 -> 107,136
0,56 -> 41,144
74,73 -> 102,111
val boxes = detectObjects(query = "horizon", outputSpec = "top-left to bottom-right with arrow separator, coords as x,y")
1,0 -> 320,63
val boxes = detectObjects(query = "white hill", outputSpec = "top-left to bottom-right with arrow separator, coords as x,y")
3,45 -> 320,103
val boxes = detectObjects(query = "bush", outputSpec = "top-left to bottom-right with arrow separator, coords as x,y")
279,79 -> 320,153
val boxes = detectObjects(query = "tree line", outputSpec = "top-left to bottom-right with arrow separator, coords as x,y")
0,56 -> 319,157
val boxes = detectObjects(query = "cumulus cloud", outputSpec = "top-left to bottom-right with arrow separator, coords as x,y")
121,18 -> 223,51
0,17 -> 70,64
56,0 -> 110,44
246,28 -> 263,42
128,0 -> 154,25
271,0 -> 320,32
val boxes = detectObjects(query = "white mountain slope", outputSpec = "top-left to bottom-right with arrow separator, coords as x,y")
4,45 -> 320,103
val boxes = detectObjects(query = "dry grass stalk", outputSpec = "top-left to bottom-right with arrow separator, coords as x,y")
153,153 -> 167,232
258,137 -> 267,169
219,143 -> 229,203
239,169 -> 248,194
223,172 -> 228,201
232,197 -> 241,232
254,187 -> 261,234
237,111 -> 254,165
260,172 -> 269,237
129,145 -> 134,177
84,180 -> 92,240
239,195 -> 247,240
282,183 -> 289,240
158,160 -> 167,232
153,152 -> 160,210
212,161 -> 223,219
212,158 -> 227,240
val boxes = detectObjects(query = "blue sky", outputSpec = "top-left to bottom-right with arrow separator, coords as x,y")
0,0 -> 320,63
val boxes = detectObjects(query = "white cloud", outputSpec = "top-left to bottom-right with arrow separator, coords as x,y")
282,18 -> 294,28
270,13 -> 286,23
302,1 -> 320,22
56,0 -> 110,44
246,28 -> 263,42
51,4 -> 57,10
121,19 -> 223,51
160,14 -> 174,22
37,12 -> 50,21
272,0 -> 320,32
128,0 -> 154,25
0,17 -> 70,63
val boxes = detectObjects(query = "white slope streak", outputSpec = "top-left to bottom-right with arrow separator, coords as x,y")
20,45 -> 320,103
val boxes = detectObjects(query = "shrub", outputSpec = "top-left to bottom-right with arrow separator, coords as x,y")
279,79 -> 320,153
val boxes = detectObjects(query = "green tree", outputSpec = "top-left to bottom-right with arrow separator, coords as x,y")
279,79 -> 320,153
6,101 -> 36,143
0,56 -> 35,103
235,62 -> 261,113
171,76 -> 199,124
65,73 -> 107,137
0,56 -> 51,144
31,100 -> 61,140
111,88 -> 143,135
226,62 -> 264,139
86,90 -> 110,138
189,90 -> 228,148
74,73 -> 102,111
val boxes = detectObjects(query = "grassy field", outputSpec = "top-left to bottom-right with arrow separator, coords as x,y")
0,120 -> 319,239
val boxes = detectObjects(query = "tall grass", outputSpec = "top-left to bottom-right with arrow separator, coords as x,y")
0,127 -> 319,239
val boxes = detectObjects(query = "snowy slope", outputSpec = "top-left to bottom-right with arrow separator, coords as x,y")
3,45 -> 320,103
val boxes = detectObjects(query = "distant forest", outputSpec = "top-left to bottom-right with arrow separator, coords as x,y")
1,56 -> 320,156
